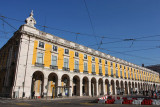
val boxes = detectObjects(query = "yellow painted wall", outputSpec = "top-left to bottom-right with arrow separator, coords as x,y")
32,40 -> 38,65
122,65 -> 124,78
95,57 -> 99,74
126,67 -> 128,78
113,62 -> 116,77
88,56 -> 92,74
57,47 -> 64,69
102,59 -> 105,76
69,50 -> 74,71
118,64 -> 120,77
44,44 -> 52,67
79,53 -> 84,73
108,61 -> 111,76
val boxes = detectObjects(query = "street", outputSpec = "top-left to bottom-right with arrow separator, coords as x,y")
0,96 -> 159,107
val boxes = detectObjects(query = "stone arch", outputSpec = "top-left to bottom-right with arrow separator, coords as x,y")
72,75 -> 80,96
98,78 -> 103,95
105,79 -> 110,95
116,80 -> 120,95
31,71 -> 44,97
124,81 -> 128,94
82,76 -> 89,96
120,81 -> 124,95
111,80 -> 115,95
61,74 -> 70,96
47,73 -> 58,97
91,77 -> 97,96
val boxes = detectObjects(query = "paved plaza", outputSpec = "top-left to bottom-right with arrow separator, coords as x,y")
0,95 -> 159,107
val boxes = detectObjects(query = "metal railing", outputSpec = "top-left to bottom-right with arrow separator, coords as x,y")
63,67 -> 70,71
35,62 -> 44,67
50,65 -> 58,70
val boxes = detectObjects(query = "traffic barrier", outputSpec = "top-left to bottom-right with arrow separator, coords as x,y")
105,99 -> 115,104
132,100 -> 143,105
114,99 -> 123,104
122,100 -> 133,104
152,100 -> 160,105
98,99 -> 106,104
141,99 -> 152,105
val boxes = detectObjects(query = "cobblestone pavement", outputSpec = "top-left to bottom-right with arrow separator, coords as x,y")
0,95 -> 159,107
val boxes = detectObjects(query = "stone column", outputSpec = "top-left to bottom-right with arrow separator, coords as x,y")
103,81 -> 106,95
88,80 -> 91,96
114,81 -> 117,95
69,80 -> 73,97
109,81 -> 112,95
96,82 -> 99,96
57,79 -> 61,96
43,78 -> 48,97
79,79 -> 82,96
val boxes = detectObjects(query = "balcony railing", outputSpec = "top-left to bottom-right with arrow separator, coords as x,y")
116,76 -> 119,78
35,62 -> 44,67
125,77 -> 127,79
111,74 -> 114,77
92,72 -> 96,75
83,70 -> 88,74
63,67 -> 70,71
105,74 -> 108,77
50,65 -> 58,70
99,73 -> 103,76
120,76 -> 123,79
73,69 -> 80,73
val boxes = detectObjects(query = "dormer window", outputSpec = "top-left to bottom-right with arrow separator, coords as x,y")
99,59 -> 101,63
65,49 -> 69,54
92,56 -> 95,61
39,41 -> 44,48
116,64 -> 117,67
84,54 -> 87,59
53,45 -> 57,52
75,52 -> 79,57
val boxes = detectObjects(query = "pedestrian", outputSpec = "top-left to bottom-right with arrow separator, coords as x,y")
32,91 -> 35,99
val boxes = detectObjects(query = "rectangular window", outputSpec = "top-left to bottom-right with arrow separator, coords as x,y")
99,59 -> 101,63
105,67 -> 108,74
116,69 -> 118,76
84,62 -> 88,71
128,71 -> 130,78
53,45 -> 57,52
37,52 -> 43,64
51,55 -> 57,66
124,71 -> 126,77
111,62 -> 113,66
74,60 -> 79,69
99,66 -> 102,73
92,56 -> 95,61
92,64 -> 95,73
65,49 -> 69,54
120,70 -> 122,77
64,58 -> 69,68
75,52 -> 79,57
39,41 -> 44,48
84,54 -> 87,59
111,68 -> 113,75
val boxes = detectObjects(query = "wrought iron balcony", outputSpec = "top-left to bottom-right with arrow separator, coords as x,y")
99,73 -> 103,76
105,74 -> 108,77
63,67 -> 70,71
50,65 -> 58,70
73,69 -> 80,73
35,62 -> 44,67
120,76 -> 123,79
116,76 -> 119,78
83,70 -> 88,74
125,77 -> 127,79
111,74 -> 114,77
92,72 -> 96,75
